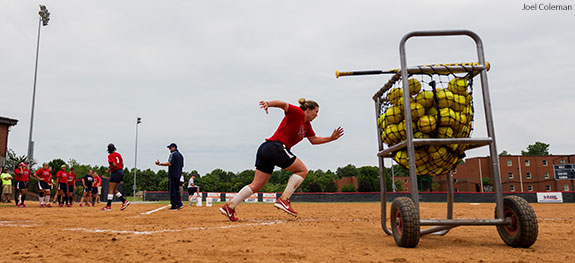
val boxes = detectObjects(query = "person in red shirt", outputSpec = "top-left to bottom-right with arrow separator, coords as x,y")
66,168 -> 77,207
92,172 -> 102,205
101,143 -> 129,211
220,98 -> 344,221
56,165 -> 69,207
32,162 -> 53,207
14,163 -> 31,207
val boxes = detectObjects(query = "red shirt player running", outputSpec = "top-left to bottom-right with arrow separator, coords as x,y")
33,163 -> 53,207
101,143 -> 129,211
220,98 -> 344,221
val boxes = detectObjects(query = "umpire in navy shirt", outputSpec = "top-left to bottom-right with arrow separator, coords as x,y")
156,143 -> 184,210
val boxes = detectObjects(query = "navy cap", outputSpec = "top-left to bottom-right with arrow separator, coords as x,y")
167,143 -> 177,148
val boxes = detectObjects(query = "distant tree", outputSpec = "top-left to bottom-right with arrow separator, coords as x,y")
521,142 -> 550,156
340,183 -> 356,192
357,166 -> 379,192
336,164 -> 358,178
5,149 -> 37,170
499,150 -> 511,156
48,159 -> 67,172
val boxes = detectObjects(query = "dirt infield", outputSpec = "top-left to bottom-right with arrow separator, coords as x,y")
1,201 -> 574,263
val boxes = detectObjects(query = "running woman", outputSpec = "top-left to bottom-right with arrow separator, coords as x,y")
14,163 -> 31,208
32,163 -> 53,207
101,143 -> 130,211
56,165 -> 69,207
80,170 -> 94,207
220,99 -> 344,221
66,168 -> 76,207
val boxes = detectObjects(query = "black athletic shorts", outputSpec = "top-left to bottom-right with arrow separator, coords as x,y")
84,187 -> 93,193
68,185 -> 75,193
58,182 -> 68,192
187,187 -> 198,195
110,169 -> 124,183
38,181 -> 50,191
92,187 -> 98,195
255,141 -> 297,174
15,181 -> 28,190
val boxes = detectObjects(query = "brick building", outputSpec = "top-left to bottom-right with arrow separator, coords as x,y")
0,116 -> 19,167
433,155 -> 575,193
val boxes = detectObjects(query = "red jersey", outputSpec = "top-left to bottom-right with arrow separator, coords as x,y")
266,104 -> 315,150
15,168 -> 31,182
67,172 -> 76,186
35,168 -> 52,183
93,175 -> 102,187
56,170 -> 69,184
108,152 -> 123,172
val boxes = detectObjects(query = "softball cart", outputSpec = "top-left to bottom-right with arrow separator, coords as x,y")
337,30 -> 538,248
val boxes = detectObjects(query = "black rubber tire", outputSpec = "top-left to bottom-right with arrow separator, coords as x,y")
495,195 -> 538,248
390,197 -> 420,248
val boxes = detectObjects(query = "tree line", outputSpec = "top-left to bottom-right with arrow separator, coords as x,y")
4,149 -> 407,194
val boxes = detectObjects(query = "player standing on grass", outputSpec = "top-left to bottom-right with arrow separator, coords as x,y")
56,165 -> 69,207
101,143 -> 130,211
32,163 -> 53,207
220,99 -> 344,221
14,163 -> 31,207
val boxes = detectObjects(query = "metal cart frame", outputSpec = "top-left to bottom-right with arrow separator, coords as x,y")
339,30 -> 538,247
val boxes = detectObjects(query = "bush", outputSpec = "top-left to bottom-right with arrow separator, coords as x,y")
340,183 -> 356,192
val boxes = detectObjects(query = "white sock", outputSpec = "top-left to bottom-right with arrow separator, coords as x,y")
39,196 -> 43,204
229,185 -> 254,209
107,194 -> 113,200
115,192 -> 122,198
281,174 -> 304,200
45,196 -> 50,204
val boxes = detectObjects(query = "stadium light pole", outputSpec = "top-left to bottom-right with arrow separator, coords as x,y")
133,117 -> 141,200
27,5 -> 50,164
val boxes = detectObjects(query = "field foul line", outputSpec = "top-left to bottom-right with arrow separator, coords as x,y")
64,220 -> 288,235
140,205 -> 172,215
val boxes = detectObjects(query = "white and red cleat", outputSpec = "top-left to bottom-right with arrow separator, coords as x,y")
274,198 -> 298,217
120,201 -> 130,211
219,203 -> 239,222
100,206 -> 111,211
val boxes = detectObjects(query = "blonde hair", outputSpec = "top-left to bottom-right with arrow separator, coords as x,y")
298,98 -> 319,111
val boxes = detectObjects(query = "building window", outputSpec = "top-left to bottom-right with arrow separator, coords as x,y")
525,160 -> 530,166
528,185 -> 533,192
560,160 -> 565,164
507,160 -> 512,166
546,185 -> 551,191
510,185 -> 515,192
453,178 -> 458,183
526,172 -> 532,179
564,185 -> 570,191
544,172 -> 550,179
404,179 -> 408,184
542,160 -> 548,166
508,172 -> 514,179
455,188 -> 458,192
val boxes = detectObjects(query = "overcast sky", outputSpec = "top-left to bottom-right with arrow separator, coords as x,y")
1,1 -> 574,175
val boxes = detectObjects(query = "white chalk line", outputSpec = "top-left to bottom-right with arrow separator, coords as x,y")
140,205 -> 172,215
64,220 -> 288,235
0,221 -> 37,228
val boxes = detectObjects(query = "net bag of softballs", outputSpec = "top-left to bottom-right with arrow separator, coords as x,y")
378,74 -> 475,176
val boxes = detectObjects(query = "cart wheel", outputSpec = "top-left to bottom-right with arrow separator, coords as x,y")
390,197 -> 420,248
495,195 -> 538,248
